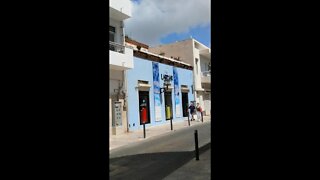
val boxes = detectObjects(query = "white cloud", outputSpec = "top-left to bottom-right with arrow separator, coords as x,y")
124,0 -> 210,47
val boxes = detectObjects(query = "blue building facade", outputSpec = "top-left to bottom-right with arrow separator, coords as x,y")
126,56 -> 194,131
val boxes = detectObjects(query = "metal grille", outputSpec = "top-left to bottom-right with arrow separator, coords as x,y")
201,71 -> 211,77
109,41 -> 125,53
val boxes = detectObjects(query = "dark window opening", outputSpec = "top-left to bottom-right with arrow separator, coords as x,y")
164,91 -> 173,120
139,91 -> 150,125
109,26 -> 116,51
182,92 -> 189,117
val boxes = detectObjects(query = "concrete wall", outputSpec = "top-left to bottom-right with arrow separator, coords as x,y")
203,92 -> 211,116
193,47 -> 203,91
109,47 -> 134,70
110,69 -> 123,97
126,57 -> 194,131
149,39 -> 194,65
110,69 -> 127,135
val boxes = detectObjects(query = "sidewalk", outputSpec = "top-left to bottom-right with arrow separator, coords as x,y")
110,116 -> 211,151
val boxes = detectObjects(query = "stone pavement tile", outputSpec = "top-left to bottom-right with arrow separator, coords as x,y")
162,149 -> 211,180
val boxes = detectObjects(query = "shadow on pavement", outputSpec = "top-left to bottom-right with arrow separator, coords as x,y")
110,143 -> 211,180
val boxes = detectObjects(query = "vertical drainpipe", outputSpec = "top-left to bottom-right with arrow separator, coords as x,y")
123,70 -> 129,132
192,40 -> 197,103
121,20 -> 129,132
121,21 -> 125,45
193,64 -> 197,103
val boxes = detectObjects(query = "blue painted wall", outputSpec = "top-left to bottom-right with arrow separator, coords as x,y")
126,57 -> 194,131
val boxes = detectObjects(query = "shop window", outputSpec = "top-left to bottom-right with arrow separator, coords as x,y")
164,91 -> 173,120
139,91 -> 150,125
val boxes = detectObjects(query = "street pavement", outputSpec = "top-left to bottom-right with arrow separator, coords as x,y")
163,148 -> 211,180
109,116 -> 211,180
110,116 -> 211,151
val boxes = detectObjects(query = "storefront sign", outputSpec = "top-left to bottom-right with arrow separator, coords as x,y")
173,67 -> 182,117
152,62 -> 162,121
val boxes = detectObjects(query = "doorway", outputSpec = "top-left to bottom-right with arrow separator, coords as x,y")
139,91 -> 150,125
181,92 -> 189,117
164,91 -> 173,120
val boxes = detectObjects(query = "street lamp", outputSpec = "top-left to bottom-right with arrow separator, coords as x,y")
159,74 -> 174,130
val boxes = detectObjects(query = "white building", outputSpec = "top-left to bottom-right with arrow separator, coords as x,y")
109,0 -> 133,135
149,38 -> 211,116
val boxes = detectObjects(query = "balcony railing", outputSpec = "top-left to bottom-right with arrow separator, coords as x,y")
201,71 -> 211,77
109,41 -> 125,54
201,71 -> 211,84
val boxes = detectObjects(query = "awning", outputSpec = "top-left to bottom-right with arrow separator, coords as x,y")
165,85 -> 173,91
136,83 -> 151,91
195,88 -> 205,92
181,87 -> 190,92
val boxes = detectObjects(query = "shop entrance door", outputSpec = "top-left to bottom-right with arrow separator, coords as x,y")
138,91 -> 150,125
164,91 -> 173,120
181,92 -> 189,117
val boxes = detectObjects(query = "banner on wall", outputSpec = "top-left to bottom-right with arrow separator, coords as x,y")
152,62 -> 162,121
173,67 -> 182,117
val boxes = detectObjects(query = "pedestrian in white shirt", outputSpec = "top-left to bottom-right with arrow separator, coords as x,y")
196,103 -> 202,121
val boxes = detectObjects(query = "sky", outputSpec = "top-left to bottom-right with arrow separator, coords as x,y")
124,0 -> 211,48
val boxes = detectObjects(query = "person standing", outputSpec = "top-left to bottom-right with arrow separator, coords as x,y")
196,103 -> 202,121
188,102 -> 195,121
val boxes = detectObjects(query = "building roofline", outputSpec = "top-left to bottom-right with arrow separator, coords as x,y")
125,37 -> 149,49
150,38 -> 211,51
192,38 -> 211,50
133,49 -> 193,70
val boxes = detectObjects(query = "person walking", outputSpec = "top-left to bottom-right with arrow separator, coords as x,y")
188,102 -> 196,121
196,103 -> 202,121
